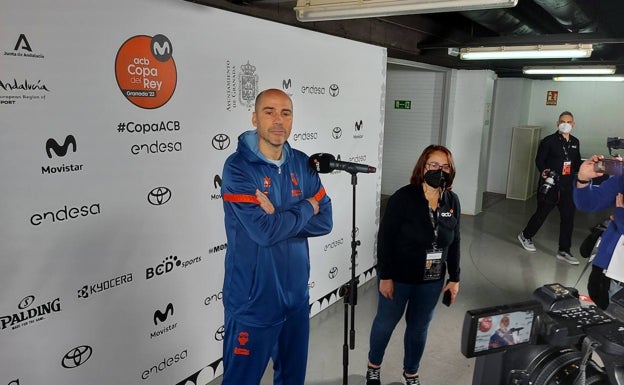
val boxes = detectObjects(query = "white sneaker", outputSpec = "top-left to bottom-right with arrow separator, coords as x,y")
556,251 -> 579,265
518,232 -> 536,252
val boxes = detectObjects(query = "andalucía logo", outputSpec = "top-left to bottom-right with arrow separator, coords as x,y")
115,34 -> 177,109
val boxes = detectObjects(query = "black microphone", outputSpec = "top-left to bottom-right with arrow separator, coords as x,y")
309,153 -> 376,174
509,327 -> 524,334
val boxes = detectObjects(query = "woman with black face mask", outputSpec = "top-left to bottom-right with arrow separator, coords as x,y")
364,145 -> 461,385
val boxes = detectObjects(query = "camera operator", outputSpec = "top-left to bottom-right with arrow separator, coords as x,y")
574,155 -> 624,309
518,111 -> 582,265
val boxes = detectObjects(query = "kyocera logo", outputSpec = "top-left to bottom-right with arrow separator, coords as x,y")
141,349 -> 188,380
30,203 -> 101,226
46,135 -> 76,158
77,273 -> 133,299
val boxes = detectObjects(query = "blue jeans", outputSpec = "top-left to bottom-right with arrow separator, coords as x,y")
368,279 -> 444,374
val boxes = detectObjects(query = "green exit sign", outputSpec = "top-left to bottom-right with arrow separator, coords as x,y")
394,100 -> 411,109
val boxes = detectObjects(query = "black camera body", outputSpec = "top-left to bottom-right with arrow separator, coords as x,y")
539,170 -> 559,195
463,283 -> 624,385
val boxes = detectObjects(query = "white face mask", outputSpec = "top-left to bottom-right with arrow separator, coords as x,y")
558,122 -> 572,134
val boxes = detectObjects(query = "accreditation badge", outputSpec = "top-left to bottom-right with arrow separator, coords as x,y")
424,248 -> 443,281
562,161 -> 571,176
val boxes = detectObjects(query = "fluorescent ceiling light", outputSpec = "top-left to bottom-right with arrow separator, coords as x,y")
523,65 -> 616,75
459,44 -> 593,60
294,0 -> 518,22
553,76 -> 624,82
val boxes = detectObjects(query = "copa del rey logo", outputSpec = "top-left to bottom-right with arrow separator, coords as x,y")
114,34 -> 177,109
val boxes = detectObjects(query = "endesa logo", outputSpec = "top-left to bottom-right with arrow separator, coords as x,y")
141,349 -> 188,380
30,203 -> 101,226
324,237 -> 344,252
145,254 -> 202,280
115,34 -> 177,109
204,291 -> 223,306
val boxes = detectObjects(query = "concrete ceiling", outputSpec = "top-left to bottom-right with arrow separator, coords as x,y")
187,0 -> 624,79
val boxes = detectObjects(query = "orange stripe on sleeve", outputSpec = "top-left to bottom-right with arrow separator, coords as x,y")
223,193 -> 260,204
313,187 -> 326,202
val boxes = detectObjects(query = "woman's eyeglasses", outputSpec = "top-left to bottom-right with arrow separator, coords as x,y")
426,162 -> 451,172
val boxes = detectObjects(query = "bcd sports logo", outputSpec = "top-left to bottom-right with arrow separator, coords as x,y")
115,34 -> 176,109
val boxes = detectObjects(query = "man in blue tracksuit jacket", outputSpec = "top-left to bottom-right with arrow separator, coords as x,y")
220,88 -> 333,385
573,154 -> 624,308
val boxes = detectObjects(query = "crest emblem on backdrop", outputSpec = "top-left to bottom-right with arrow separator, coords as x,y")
239,61 -> 258,110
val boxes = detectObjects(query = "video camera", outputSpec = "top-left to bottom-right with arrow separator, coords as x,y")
461,283 -> 624,385
607,137 -> 624,157
539,170 -> 559,195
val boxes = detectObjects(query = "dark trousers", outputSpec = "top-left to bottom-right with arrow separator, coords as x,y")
523,186 -> 575,252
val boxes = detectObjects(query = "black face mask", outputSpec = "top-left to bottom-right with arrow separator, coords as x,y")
424,169 -> 449,189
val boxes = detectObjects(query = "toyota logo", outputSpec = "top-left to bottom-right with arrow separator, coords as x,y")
328,84 -> 339,97
62,345 -> 93,368
148,187 -> 172,206
212,134 -> 231,150
328,267 -> 338,279
18,295 -> 35,309
332,127 -> 342,139
215,325 -> 225,341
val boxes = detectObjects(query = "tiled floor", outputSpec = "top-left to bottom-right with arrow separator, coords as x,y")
213,192 -> 613,385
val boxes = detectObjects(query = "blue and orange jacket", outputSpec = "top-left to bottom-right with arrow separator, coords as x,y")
221,130 -> 333,327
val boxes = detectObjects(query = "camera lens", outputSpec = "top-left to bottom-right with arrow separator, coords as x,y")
503,345 -> 608,385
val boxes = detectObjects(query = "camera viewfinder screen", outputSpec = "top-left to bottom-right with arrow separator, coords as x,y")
473,310 -> 534,353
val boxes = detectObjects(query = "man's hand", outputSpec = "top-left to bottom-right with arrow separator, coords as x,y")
578,154 -> 605,181
306,197 -> 319,215
541,168 -> 551,179
255,189 -> 275,214
379,279 -> 394,299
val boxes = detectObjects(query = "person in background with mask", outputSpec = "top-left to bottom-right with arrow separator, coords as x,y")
517,111 -> 582,265
365,145 -> 461,385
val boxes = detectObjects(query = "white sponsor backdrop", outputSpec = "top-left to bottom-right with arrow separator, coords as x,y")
0,0 -> 386,384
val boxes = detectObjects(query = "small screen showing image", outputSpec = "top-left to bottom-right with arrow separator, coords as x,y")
474,310 -> 534,353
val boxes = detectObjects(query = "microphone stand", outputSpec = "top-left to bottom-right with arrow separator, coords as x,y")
340,171 -> 360,385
